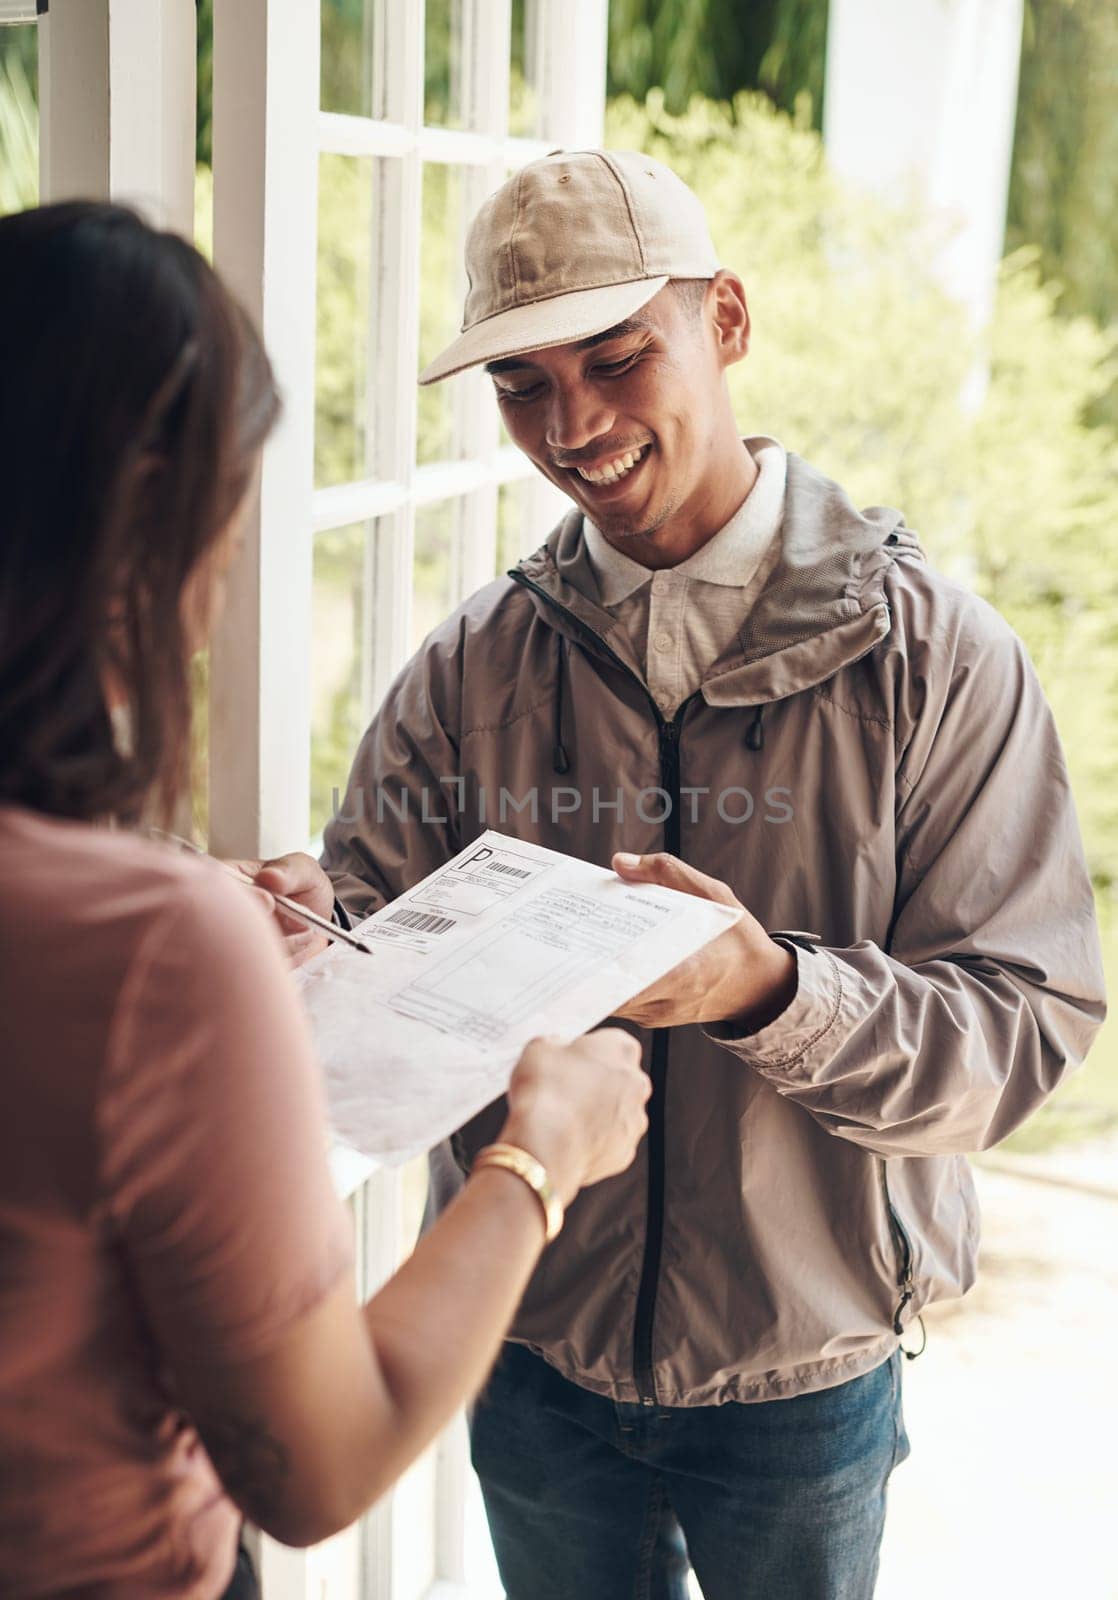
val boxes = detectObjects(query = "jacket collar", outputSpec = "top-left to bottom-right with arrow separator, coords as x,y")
513,453 -> 924,708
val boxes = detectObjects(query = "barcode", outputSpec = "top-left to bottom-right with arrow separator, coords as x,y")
484,860 -> 531,879
388,908 -> 457,935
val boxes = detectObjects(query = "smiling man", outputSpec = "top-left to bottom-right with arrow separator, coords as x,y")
262,151 -> 1104,1598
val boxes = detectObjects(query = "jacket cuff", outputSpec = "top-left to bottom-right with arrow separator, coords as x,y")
704,940 -> 842,1071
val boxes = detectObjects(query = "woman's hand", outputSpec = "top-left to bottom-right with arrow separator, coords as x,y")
227,851 -> 336,965
499,1029 -> 651,1205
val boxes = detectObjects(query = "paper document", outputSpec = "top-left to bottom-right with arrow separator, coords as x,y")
297,832 -> 740,1165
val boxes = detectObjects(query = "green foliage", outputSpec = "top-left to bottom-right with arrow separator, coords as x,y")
193,161 -> 213,260
320,0 -> 375,119
0,28 -> 37,215
608,0 -> 828,125
606,93 -> 1118,894
314,153 -> 374,488
968,249 -> 1118,880
1008,0 -> 1118,342
309,524 -> 367,837
196,0 -> 213,166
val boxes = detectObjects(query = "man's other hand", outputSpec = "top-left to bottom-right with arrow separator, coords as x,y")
611,852 -> 797,1032
226,851 -> 336,966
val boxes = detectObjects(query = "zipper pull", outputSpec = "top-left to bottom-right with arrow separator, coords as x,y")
892,1278 -> 915,1336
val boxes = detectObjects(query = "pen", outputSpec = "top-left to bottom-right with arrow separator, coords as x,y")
150,830 -> 374,956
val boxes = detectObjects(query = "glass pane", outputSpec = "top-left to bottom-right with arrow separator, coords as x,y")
424,0 -> 466,129
509,0 -> 542,138
311,522 -> 373,837
0,24 -> 38,215
418,163 -> 467,465
497,480 -> 532,575
320,0 -> 384,119
412,500 -> 464,653
315,153 -> 381,489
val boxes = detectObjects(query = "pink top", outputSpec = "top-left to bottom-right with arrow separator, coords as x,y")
0,806 -> 354,1598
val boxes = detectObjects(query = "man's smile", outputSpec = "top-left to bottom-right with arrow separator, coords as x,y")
556,442 -> 655,502
570,442 -> 653,485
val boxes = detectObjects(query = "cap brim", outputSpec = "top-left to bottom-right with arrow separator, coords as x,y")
418,276 -> 670,386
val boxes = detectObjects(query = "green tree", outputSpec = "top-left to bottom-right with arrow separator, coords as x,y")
1006,0 -> 1118,419
608,0 -> 828,123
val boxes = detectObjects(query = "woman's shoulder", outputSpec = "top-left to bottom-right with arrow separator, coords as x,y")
0,806 -> 271,993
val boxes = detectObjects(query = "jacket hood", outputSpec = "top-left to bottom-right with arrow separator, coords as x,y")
513,452 -> 924,707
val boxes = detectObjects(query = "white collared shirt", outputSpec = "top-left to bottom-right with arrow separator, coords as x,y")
583,436 -> 787,717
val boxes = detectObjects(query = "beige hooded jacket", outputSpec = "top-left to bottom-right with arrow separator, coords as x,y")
322,453 -> 1105,1406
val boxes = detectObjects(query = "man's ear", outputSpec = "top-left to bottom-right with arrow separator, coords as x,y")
707,269 -> 750,369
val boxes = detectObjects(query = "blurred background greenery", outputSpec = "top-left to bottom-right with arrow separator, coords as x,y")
2,0 -> 1116,1145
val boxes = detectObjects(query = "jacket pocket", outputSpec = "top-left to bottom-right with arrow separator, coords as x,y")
879,1159 -> 918,1334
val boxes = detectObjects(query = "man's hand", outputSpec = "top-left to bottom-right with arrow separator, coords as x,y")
611,852 -> 797,1032
227,851 -> 336,967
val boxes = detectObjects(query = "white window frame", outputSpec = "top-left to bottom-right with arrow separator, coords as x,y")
210,3 -> 608,1598
37,0 -> 196,235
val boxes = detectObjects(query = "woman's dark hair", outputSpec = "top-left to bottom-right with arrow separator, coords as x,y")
0,202 -> 281,825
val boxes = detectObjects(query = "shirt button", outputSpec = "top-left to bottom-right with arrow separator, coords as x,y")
654,632 -> 673,653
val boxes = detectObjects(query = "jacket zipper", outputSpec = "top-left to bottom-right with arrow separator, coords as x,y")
879,1159 -> 916,1334
508,570 -> 696,1406
631,713 -> 690,1405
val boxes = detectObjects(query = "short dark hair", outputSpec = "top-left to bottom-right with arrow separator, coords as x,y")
670,277 -> 711,319
0,202 -> 281,826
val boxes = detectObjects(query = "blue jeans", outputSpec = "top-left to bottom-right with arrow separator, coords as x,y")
471,1344 -> 910,1600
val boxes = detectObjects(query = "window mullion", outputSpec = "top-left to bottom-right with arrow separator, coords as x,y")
456,0 -> 510,596
209,0 -> 318,862
371,0 -> 423,693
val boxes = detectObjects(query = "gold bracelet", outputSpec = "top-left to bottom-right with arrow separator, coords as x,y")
471,1143 -> 564,1244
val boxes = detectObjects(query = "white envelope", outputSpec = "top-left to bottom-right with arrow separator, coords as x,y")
298,832 -> 741,1165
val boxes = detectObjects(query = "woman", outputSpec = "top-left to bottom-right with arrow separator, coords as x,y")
0,202 -> 649,1599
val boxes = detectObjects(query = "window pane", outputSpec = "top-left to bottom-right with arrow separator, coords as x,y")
320,0 -> 385,120
311,522 -> 374,837
424,0 -> 466,129
0,24 -> 38,215
509,0 -> 542,138
497,480 -> 533,574
316,153 -> 382,489
413,500 -> 464,653
418,163 -> 467,465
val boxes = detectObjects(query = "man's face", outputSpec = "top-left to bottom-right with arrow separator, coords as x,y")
487,275 -> 750,561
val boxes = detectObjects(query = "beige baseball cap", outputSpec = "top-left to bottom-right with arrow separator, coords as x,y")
418,149 -> 719,386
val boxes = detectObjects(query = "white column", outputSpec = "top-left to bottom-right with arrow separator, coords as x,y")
38,0 -> 195,237
823,0 -> 1024,330
208,0 -> 319,860
539,0 -> 608,148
